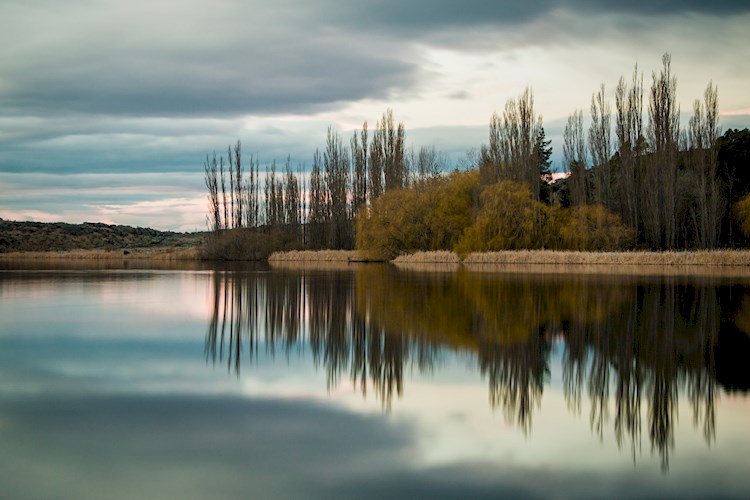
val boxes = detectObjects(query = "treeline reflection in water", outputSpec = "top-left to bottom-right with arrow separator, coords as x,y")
205,265 -> 750,471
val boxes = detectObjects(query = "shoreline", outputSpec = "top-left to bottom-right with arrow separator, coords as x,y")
4,248 -> 750,274
0,247 -> 200,261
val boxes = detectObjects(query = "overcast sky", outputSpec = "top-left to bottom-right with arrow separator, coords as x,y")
1,0 -> 749,231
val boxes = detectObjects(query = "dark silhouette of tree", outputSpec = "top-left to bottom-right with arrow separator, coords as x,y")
564,109 -> 588,206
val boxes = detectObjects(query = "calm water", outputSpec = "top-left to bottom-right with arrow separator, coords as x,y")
1,262 -> 749,499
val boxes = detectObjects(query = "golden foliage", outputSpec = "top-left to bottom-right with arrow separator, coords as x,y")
735,193 -> 750,240
356,168 -> 636,258
356,170 -> 479,259
557,205 -> 635,251
456,181 -> 545,253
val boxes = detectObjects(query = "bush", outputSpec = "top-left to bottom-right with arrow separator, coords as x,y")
556,205 -> 635,251
201,228 -> 298,260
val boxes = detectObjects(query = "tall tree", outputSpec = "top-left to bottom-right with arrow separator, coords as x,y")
645,53 -> 680,249
204,153 -> 221,232
614,64 -> 644,234
589,84 -> 612,208
374,109 -> 406,192
534,127 -> 553,204
308,150 -> 327,249
482,87 -> 542,200
324,127 -> 352,249
564,109 -> 588,206
284,156 -> 301,244
351,122 -> 368,215
232,141 -> 243,229
688,82 -> 723,249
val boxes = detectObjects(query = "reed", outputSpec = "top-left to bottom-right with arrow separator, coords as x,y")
462,250 -> 750,266
268,250 -> 363,262
0,247 -> 200,261
392,251 -> 461,264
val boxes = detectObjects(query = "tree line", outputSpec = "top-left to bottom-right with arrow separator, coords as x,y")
557,53 -> 750,250
203,109 -> 446,256
204,52 -> 750,257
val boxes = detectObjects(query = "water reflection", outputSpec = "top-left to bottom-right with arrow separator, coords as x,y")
205,266 -> 746,471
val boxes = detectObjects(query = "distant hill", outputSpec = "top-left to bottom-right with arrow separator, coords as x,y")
0,219 -> 204,253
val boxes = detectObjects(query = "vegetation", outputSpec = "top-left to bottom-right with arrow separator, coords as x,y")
201,53 -> 750,260
0,219 -> 202,253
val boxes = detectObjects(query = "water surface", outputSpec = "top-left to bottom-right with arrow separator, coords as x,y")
1,262 -> 749,499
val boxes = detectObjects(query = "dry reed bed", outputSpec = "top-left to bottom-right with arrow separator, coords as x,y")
0,247 -> 200,261
268,250 -> 365,262
462,250 -> 750,267
392,251 -> 461,264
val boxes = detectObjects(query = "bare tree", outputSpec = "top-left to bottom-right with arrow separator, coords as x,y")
369,124 -> 383,201
614,64 -> 644,234
232,141 -> 243,229
564,109 -> 588,206
284,156 -> 301,244
308,150 -> 326,249
374,109 -> 406,192
409,145 -> 446,187
324,126 -> 352,249
645,53 -> 680,249
204,153 -> 221,232
220,154 -> 228,230
482,87 -> 542,199
688,82 -> 723,249
589,83 -> 612,207
351,122 -> 368,215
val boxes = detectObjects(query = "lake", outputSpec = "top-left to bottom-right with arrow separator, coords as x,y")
1,261 -> 749,499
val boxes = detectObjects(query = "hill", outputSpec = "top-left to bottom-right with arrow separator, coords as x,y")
0,219 -> 204,253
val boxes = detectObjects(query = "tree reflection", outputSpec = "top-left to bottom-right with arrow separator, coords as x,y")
206,265 -> 731,471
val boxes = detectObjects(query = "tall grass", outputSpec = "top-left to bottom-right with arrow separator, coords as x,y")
392,251 -> 461,264
268,250 -> 361,262
462,250 -> 750,266
0,247 -> 199,261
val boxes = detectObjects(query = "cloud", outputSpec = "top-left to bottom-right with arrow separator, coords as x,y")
0,1 -> 420,119
1,1 -> 748,227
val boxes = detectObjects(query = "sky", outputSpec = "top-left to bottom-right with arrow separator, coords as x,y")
1,1 -> 749,231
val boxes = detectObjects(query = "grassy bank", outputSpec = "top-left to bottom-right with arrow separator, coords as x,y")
462,250 -> 750,266
0,247 -> 200,261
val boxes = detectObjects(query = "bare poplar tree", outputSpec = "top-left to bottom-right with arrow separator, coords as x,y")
589,83 -> 612,207
369,124 -> 383,201
689,82 -> 723,249
324,127 -> 352,249
373,109 -> 406,192
351,122 -> 368,215
564,109 -> 588,206
646,53 -> 680,249
233,141 -> 243,228
204,153 -> 221,232
220,155 -> 228,230
244,153 -> 260,229
308,150 -> 326,249
284,156 -> 301,244
482,87 -> 542,199
228,147 -> 235,229
614,64 -> 644,234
